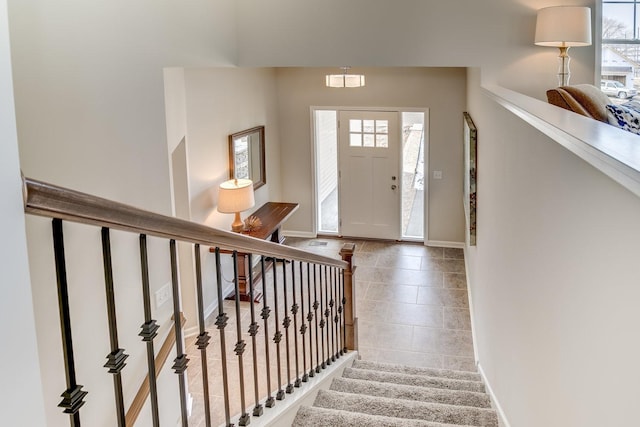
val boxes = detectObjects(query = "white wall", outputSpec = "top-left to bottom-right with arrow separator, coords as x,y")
7,1 -> 237,425
0,0 -> 47,423
236,0 -> 596,98
466,69 -> 640,426
182,68 -> 282,229
176,67 -> 282,319
275,67 -> 467,242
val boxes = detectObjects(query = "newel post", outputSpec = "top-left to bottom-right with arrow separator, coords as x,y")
340,243 -> 357,351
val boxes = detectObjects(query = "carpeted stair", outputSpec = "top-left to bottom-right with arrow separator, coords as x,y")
293,359 -> 498,426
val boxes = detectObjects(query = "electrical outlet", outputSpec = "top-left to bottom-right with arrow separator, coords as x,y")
433,170 -> 443,179
155,282 -> 171,309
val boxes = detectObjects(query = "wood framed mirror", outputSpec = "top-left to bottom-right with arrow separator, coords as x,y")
228,126 -> 265,190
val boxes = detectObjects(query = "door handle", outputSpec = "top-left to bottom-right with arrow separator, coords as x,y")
391,185 -> 397,190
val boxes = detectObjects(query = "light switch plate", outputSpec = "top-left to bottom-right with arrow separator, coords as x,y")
155,282 -> 171,308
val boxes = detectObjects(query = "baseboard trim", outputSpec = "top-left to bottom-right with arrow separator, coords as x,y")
283,230 -> 316,238
477,362 -> 512,427
426,240 -> 464,248
462,246 -> 480,366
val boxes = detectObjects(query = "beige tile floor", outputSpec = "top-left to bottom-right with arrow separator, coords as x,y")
287,237 -> 475,371
185,237 -> 475,426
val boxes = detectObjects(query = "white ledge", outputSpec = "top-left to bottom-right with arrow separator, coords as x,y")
483,84 -> 640,198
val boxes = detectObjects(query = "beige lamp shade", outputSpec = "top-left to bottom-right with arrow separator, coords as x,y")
535,6 -> 592,87
218,178 -> 255,232
535,6 -> 592,47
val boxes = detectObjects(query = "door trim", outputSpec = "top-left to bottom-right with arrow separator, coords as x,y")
310,106 -> 429,243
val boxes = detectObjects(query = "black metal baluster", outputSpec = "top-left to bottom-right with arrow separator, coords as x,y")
100,228 -> 129,426
329,266 -> 336,362
138,235 -> 160,427
299,262 -> 309,383
260,256 -> 275,408
272,260 -> 285,400
323,265 -> 331,367
281,262 -> 294,394
214,248 -> 233,426
340,269 -> 347,354
52,219 -> 87,427
313,264 -> 321,373
193,244 -> 212,427
247,254 -> 264,417
169,240 -> 189,426
319,265 -> 326,370
231,252 -> 250,425
291,261 -> 301,388
332,267 -> 340,359
306,263 -> 315,378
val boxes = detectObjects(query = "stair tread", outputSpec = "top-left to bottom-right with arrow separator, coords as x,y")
344,367 -> 486,393
293,405 -> 477,427
330,377 -> 492,408
313,389 -> 498,427
352,359 -> 481,382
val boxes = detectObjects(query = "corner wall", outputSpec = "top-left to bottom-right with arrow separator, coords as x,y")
0,0 -> 46,423
465,69 -> 640,426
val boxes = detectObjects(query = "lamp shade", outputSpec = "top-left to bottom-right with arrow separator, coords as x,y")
535,6 -> 592,47
217,179 -> 255,214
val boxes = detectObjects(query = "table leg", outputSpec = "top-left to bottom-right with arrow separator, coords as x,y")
226,253 -> 262,303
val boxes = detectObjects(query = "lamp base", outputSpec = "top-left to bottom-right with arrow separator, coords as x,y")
231,212 -> 244,233
557,46 -> 571,87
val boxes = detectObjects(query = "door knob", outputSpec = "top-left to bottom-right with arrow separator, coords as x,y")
391,176 -> 397,180
391,185 -> 397,190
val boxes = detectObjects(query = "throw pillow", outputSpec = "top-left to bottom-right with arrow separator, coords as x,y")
605,104 -> 640,135
621,99 -> 640,113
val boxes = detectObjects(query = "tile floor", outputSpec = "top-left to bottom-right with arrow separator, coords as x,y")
287,237 -> 475,371
185,237 -> 475,426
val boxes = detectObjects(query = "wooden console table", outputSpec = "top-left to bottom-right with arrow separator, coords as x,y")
210,202 -> 299,302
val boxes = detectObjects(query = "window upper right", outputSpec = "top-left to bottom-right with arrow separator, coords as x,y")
601,1 -> 640,97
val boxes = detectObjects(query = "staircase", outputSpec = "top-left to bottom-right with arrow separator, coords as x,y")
293,359 -> 498,426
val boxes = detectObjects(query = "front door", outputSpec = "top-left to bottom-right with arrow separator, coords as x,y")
338,110 -> 400,239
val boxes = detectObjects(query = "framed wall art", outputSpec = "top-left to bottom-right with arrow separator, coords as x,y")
229,126 -> 266,190
463,112 -> 477,246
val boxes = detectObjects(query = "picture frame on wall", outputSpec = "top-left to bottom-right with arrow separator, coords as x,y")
463,112 -> 477,246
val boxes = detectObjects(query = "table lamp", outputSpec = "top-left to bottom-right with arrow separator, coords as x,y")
535,6 -> 592,87
217,178 -> 255,232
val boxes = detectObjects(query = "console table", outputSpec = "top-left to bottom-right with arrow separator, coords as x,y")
210,202 -> 299,302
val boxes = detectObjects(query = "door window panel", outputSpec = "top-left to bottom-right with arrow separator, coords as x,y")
363,134 -> 375,147
376,135 -> 389,148
349,118 -> 389,149
350,133 -> 362,147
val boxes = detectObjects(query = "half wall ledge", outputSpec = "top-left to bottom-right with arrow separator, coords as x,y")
483,84 -> 640,199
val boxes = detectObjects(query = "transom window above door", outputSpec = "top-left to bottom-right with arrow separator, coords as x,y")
349,119 -> 389,148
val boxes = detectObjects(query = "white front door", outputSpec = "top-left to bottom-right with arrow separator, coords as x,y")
338,110 -> 400,239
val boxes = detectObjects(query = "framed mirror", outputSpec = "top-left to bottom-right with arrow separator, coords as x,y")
228,125 -> 265,190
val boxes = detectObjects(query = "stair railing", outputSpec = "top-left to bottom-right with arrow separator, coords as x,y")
23,176 -> 357,427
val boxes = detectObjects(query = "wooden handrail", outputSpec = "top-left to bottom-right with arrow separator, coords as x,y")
23,176 -> 347,269
125,313 -> 186,427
